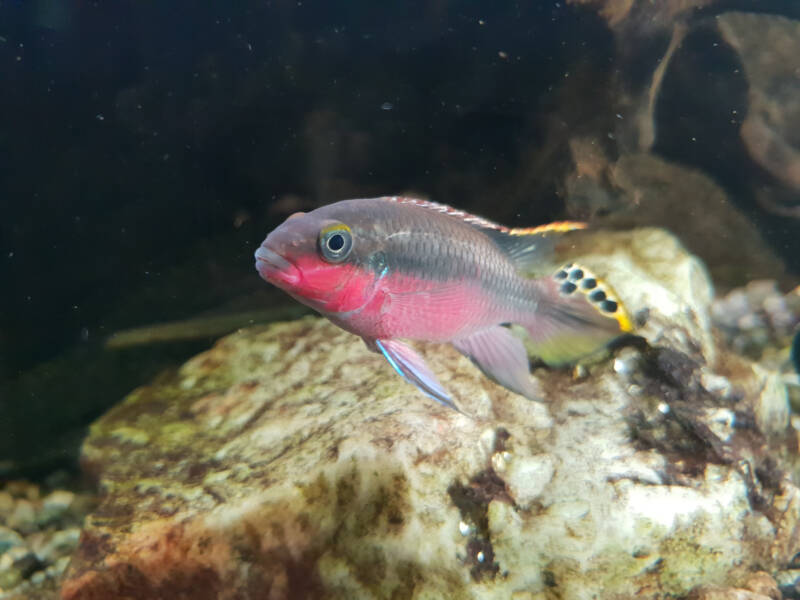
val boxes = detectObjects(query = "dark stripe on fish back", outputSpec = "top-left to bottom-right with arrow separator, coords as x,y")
324,198 -> 533,305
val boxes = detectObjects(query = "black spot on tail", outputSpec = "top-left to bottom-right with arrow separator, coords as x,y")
590,290 -> 606,303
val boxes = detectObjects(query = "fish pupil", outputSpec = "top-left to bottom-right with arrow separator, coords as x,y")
327,233 -> 345,251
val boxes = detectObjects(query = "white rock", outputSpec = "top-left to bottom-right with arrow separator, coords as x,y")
504,455 -> 555,508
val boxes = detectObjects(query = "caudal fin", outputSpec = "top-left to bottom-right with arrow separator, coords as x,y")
524,263 -> 633,366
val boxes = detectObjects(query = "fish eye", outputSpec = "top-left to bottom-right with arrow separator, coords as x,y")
319,224 -> 353,262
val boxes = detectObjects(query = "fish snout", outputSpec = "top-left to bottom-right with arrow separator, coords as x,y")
255,216 -> 322,287
254,242 -> 301,286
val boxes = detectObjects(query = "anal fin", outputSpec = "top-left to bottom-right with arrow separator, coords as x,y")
452,326 -> 540,400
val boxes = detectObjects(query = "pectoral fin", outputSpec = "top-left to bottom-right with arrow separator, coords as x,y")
452,326 -> 539,400
373,338 -> 460,411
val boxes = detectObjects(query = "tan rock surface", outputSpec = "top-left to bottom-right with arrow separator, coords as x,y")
60,229 -> 800,599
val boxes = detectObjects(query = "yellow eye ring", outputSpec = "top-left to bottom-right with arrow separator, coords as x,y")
319,223 -> 353,263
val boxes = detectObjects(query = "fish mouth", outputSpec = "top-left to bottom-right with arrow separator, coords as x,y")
254,245 -> 301,286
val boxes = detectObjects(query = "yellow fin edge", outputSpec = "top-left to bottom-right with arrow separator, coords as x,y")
554,262 -> 634,333
509,221 -> 588,236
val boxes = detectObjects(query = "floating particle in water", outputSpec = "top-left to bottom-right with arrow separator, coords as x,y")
96,114 -> 104,121
380,101 -> 394,111
498,51 -> 508,59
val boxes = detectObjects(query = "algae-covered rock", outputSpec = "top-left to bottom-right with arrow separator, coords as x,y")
60,229 -> 800,600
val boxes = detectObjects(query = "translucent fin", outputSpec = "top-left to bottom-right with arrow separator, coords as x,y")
484,222 -> 587,275
524,263 -> 633,366
452,326 -> 540,400
374,339 -> 461,411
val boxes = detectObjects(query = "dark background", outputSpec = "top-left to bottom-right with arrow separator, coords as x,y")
0,1 -> 612,377
1,0 -> 798,476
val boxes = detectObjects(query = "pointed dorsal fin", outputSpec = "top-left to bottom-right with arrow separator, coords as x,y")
484,222 -> 587,275
387,196 -> 509,231
387,197 -> 585,234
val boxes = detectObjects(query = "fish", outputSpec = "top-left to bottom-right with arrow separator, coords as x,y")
255,196 -> 632,410
792,328 -> 800,375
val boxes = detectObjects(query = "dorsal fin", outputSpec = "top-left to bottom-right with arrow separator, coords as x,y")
484,222 -> 587,275
385,197 -> 586,273
387,196 -> 509,231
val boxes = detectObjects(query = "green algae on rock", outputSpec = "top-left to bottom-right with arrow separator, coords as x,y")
60,228 -> 800,600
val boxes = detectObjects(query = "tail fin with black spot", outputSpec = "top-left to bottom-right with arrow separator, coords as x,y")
522,263 -> 633,366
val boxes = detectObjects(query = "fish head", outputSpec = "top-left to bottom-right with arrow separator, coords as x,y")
255,206 -> 382,315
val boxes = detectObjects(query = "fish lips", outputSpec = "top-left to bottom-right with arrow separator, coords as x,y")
254,245 -> 301,287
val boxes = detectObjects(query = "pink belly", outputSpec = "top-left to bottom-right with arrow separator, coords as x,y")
339,272 -> 498,342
